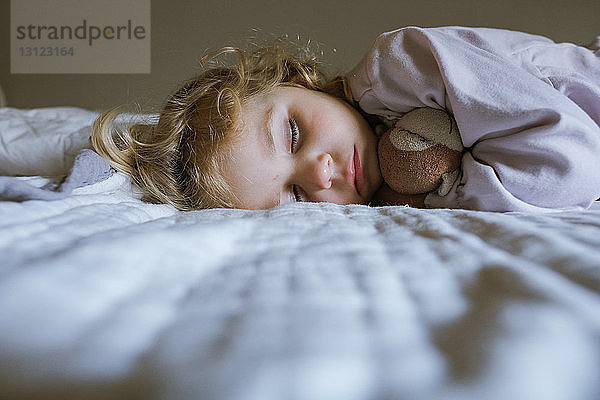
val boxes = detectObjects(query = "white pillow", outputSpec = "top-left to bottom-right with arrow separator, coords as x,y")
0,107 -> 98,176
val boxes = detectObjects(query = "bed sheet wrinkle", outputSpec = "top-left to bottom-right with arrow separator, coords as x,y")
136,225 -> 439,400
0,203 -> 176,277
451,211 -> 600,292
0,216 -> 250,384
345,251 -> 447,399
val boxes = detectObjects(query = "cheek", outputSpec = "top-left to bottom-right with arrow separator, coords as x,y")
310,111 -> 352,143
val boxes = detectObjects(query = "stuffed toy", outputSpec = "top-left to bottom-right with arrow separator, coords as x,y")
375,107 -> 464,207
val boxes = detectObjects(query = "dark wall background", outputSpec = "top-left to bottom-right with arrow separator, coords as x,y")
1,0 -> 598,111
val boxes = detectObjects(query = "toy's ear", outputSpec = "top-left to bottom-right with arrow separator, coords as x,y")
377,108 -> 463,195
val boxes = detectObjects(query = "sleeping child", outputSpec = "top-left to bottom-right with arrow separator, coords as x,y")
91,26 -> 600,212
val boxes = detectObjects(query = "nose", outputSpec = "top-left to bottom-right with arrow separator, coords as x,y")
305,153 -> 333,190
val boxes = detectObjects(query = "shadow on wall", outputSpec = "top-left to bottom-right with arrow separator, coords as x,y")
0,85 -> 6,107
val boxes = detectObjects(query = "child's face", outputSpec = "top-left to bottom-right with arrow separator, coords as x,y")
222,86 -> 382,209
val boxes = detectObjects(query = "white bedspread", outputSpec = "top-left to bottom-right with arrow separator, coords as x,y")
1,107 -> 600,400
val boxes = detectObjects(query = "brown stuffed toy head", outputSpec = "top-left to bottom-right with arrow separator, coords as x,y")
377,107 -> 464,195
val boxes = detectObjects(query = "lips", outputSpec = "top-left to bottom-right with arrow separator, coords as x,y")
353,146 -> 365,196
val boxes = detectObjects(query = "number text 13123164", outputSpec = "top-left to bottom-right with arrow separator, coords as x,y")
18,47 -> 75,56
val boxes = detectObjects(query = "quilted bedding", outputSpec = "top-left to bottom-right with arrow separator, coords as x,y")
1,107 -> 599,400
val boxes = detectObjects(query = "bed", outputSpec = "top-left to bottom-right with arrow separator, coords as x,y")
1,107 -> 599,400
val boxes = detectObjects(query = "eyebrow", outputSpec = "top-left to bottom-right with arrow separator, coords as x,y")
263,105 -> 276,155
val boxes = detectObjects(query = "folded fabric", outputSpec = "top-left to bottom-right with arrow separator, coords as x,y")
0,149 -> 113,201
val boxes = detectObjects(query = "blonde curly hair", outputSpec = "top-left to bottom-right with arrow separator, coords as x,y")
91,43 -> 353,210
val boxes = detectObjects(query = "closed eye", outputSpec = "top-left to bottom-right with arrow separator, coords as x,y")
289,118 -> 299,152
293,184 -> 305,202
289,118 -> 303,202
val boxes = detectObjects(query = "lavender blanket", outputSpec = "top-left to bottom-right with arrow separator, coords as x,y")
0,149 -> 113,201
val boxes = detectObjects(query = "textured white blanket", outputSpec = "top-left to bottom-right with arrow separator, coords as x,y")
1,108 -> 599,400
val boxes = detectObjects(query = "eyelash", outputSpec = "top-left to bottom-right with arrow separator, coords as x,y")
289,118 -> 303,202
289,118 -> 299,153
293,185 -> 304,202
